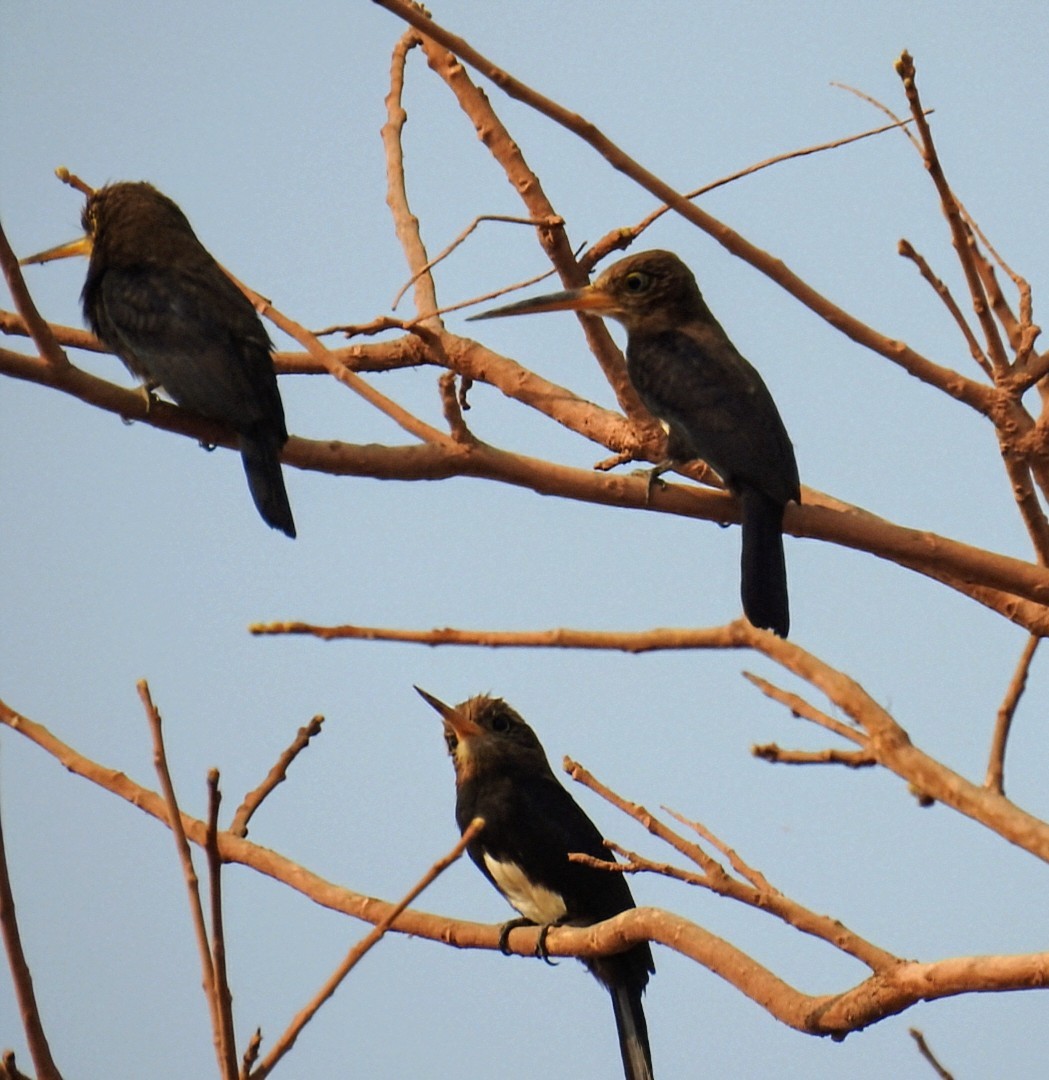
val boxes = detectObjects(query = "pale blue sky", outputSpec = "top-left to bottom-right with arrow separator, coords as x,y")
3,3 -> 1049,1077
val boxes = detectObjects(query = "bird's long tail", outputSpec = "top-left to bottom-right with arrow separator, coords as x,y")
240,429 -> 296,538
610,983 -> 653,1080
740,487 -> 789,637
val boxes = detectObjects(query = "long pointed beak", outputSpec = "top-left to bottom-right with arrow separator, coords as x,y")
414,685 -> 483,739
467,283 -> 619,322
414,685 -> 454,719
20,234 -> 93,267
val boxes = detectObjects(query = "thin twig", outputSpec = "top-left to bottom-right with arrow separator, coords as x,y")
909,1028 -> 955,1080
831,82 -> 922,152
591,110 -> 934,263
565,757 -> 898,971
753,744 -> 878,767
0,218 -> 70,370
224,268 -> 455,449
54,167 -> 95,198
383,30 -> 441,327
239,1030 -> 262,1080
391,214 -> 562,309
743,670 -> 863,745
564,757 -> 728,884
250,818 -> 485,1079
895,53 -> 1008,373
0,780 -> 63,1080
662,808 -> 774,894
898,238 -> 991,377
985,634 -> 1039,794
230,716 -> 325,839
140,680 -> 225,1077
206,769 -> 238,1080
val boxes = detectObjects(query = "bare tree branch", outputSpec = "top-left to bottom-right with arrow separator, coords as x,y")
0,778 -> 63,1080
230,716 -> 325,839
206,770 -> 238,1080
985,635 -> 1040,795
909,1028 -> 955,1080
4,693 -> 1049,1041
140,680 -> 228,1079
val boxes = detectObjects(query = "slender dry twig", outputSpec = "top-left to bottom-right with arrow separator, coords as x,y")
831,82 -> 922,152
140,680 -> 226,1078
0,219 -> 69,370
206,770 -> 238,1080
565,757 -> 899,971
239,1031 -> 262,1080
985,635 -> 1039,795
753,745 -> 878,767
224,268 -> 455,449
743,670 -> 862,744
391,214 -> 562,310
589,110 -> 935,264
54,166 -> 94,198
898,238 -> 991,377
230,716 -> 325,839
0,781 -> 63,1080
909,1028 -> 955,1080
895,53 -> 1008,374
250,818 -> 484,1079
662,808 -> 773,894
383,30 -> 441,327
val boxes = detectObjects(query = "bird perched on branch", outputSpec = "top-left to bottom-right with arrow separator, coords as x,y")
416,686 -> 655,1080
470,249 -> 799,636
22,181 -> 296,537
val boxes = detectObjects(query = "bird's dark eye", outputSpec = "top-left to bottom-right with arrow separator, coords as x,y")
444,729 -> 459,754
623,270 -> 651,293
489,709 -> 512,734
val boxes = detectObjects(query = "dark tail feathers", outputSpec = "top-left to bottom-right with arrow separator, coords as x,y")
740,487 -> 788,637
610,983 -> 653,1080
240,430 -> 296,538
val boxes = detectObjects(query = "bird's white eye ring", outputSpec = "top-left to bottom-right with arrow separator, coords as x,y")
623,270 -> 650,293
489,710 -> 512,733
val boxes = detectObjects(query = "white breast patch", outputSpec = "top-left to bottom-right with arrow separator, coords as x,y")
484,854 -> 567,925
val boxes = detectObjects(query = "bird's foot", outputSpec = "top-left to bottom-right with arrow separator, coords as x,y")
534,923 -> 558,967
497,917 -> 535,956
497,918 -> 558,965
630,460 -> 672,505
138,381 -> 159,414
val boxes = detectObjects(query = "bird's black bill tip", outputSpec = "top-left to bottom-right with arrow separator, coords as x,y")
19,235 -> 93,266
414,685 -> 453,717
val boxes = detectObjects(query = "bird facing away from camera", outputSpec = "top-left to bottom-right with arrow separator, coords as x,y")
470,249 -> 799,636
416,687 -> 655,1080
22,181 -> 296,537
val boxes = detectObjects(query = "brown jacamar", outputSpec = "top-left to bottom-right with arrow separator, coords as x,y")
416,687 -> 655,1080
470,250 -> 800,636
22,181 -> 296,537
